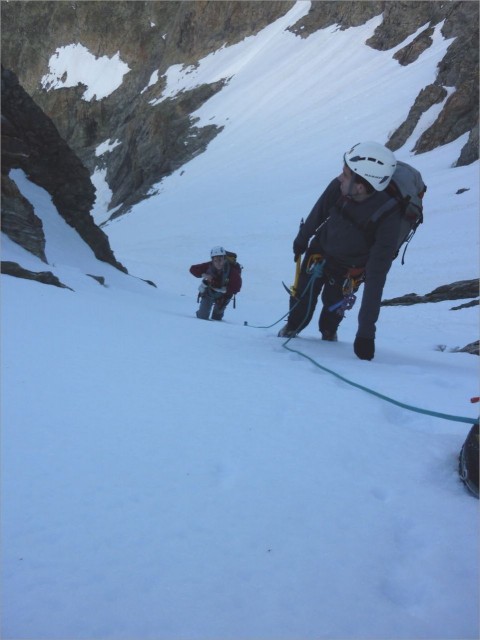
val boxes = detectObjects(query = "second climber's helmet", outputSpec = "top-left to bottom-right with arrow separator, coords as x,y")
211,246 -> 226,258
344,142 -> 397,191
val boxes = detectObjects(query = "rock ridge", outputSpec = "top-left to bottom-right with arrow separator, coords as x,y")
1,66 -> 127,272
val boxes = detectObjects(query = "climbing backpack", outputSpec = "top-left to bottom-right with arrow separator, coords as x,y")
225,250 -> 243,270
371,160 -> 427,263
224,251 -> 243,308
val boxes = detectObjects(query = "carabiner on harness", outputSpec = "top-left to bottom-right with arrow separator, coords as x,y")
328,268 -> 365,316
306,253 -> 324,274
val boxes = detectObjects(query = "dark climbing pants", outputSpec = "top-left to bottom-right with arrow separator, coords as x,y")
287,255 -> 348,336
197,292 -> 230,320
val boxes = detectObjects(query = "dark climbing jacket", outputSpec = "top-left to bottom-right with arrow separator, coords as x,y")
295,178 -> 403,339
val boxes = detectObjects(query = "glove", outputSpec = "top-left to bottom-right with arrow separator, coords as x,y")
293,237 -> 308,262
354,336 -> 375,361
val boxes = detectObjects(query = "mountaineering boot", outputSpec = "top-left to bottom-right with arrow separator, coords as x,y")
321,330 -> 338,342
278,325 -> 297,338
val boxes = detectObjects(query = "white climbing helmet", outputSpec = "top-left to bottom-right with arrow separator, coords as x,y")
344,141 -> 397,191
210,246 -> 226,258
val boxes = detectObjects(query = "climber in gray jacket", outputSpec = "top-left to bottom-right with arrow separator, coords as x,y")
278,141 -> 402,361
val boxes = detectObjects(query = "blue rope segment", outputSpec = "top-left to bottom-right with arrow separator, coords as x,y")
244,260 -> 325,329
281,336 -> 478,426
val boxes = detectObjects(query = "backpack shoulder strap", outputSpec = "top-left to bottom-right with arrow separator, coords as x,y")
338,195 -> 398,233
222,261 -> 231,286
368,195 -> 401,225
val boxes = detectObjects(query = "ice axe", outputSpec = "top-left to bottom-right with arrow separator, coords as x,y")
282,256 -> 301,299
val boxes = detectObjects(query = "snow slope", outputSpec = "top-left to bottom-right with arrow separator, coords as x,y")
2,3 -> 479,639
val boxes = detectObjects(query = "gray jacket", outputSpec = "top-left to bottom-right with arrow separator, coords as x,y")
295,178 -> 402,339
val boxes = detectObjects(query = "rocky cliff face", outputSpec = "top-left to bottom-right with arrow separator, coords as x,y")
1,0 -> 478,225
290,1 -> 479,163
1,66 -> 126,272
1,0 -> 294,220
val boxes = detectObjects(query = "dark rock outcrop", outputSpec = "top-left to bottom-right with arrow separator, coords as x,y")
1,261 -> 72,290
381,279 -> 479,306
107,79 -> 227,219
382,279 -> 479,356
386,84 -> 448,153
456,341 -> 479,355
1,172 -> 47,262
288,0 -> 383,33
1,66 -> 127,272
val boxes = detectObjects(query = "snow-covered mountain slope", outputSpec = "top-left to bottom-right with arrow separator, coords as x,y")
2,6 -> 478,639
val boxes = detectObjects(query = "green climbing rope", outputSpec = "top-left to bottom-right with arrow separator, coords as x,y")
282,335 -> 477,426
